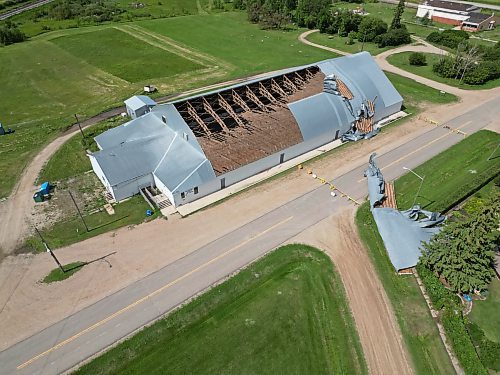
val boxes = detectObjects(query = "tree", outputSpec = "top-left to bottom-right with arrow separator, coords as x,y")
376,26 -> 410,47
358,16 -> 388,43
420,194 -> 499,293
390,0 -> 405,30
409,52 -> 426,66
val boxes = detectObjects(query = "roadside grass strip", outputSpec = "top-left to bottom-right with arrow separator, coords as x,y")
74,245 -> 367,375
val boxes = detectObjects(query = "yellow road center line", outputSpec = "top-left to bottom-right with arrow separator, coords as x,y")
357,120 -> 472,183
17,215 -> 294,370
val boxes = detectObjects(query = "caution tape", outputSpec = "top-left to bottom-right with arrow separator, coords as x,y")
308,171 -> 360,205
418,116 -> 467,137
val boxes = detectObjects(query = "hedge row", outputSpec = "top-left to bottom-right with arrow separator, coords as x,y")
416,264 -> 487,374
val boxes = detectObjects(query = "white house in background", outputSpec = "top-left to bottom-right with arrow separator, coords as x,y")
417,0 -> 480,25
124,95 -> 157,119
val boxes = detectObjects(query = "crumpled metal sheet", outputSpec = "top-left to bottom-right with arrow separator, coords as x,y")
364,154 -> 445,270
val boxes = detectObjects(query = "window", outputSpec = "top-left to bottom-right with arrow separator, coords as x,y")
194,187 -> 199,194
162,115 -> 167,124
181,192 -> 186,199
183,132 -> 189,141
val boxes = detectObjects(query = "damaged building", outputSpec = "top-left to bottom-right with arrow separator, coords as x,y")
89,52 -> 403,207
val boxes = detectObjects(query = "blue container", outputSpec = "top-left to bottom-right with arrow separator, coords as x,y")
40,182 -> 50,195
146,209 -> 152,217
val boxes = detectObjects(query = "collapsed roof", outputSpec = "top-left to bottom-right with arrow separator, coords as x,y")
92,53 -> 403,199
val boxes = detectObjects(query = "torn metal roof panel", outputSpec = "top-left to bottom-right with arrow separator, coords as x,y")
372,208 -> 441,270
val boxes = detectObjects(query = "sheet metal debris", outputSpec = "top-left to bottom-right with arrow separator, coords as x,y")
365,153 -> 445,271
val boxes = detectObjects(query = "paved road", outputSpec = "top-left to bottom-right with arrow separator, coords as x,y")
0,0 -> 54,20
1,92 -> 497,375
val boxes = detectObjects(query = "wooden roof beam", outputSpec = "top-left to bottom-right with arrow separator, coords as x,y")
246,86 -> 268,112
218,94 -> 245,127
231,89 -> 251,112
258,82 -> 279,105
202,97 -> 229,133
187,101 -> 211,136
270,79 -> 288,97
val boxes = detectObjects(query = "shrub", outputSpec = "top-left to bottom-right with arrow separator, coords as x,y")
409,52 -> 427,66
416,264 -> 458,309
426,29 -> 469,49
377,26 -> 411,47
432,57 -> 456,78
358,16 -> 387,42
463,61 -> 500,85
441,309 -> 488,375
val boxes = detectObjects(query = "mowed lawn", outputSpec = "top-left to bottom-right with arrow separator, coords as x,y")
75,245 -> 367,375
51,28 -> 203,83
136,12 -> 335,77
0,12 -> 333,198
395,130 -> 500,212
469,279 -> 500,343
387,52 -> 500,90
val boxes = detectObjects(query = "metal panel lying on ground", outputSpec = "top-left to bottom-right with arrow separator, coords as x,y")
365,154 -> 445,271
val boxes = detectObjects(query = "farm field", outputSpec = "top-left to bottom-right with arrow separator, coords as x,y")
9,0 -> 212,37
387,52 -> 500,90
75,244 -> 367,375
0,11 -> 334,199
50,28 -> 204,82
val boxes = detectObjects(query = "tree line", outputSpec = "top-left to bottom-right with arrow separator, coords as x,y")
238,0 -> 411,48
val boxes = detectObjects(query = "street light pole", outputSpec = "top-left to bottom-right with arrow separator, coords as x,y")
403,167 -> 425,207
35,227 -> 65,273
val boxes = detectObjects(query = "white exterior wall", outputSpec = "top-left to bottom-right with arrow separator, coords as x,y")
416,5 -> 469,22
89,155 -> 115,199
153,174 -> 175,206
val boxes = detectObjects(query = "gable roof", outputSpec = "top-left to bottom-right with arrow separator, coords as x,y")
124,95 -> 157,111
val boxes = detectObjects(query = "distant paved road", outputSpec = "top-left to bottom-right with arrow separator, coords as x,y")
0,0 -> 53,20
1,93 -> 498,375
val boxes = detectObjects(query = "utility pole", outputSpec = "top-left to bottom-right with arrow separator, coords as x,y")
35,227 -> 65,273
403,167 -> 425,207
68,190 -> 89,232
74,114 -> 85,139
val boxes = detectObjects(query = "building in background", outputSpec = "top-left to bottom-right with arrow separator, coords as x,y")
417,0 -> 480,25
461,12 -> 496,31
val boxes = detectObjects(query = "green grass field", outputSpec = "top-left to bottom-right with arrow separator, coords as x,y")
387,52 -> 500,90
395,130 -> 500,212
306,31 -> 391,55
75,244 -> 367,375
469,279 -> 500,343
0,12 -> 333,199
356,203 -> 454,375
51,28 -> 203,82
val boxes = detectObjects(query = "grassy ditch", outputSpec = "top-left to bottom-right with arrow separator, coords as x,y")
395,130 -> 500,212
75,244 -> 367,374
